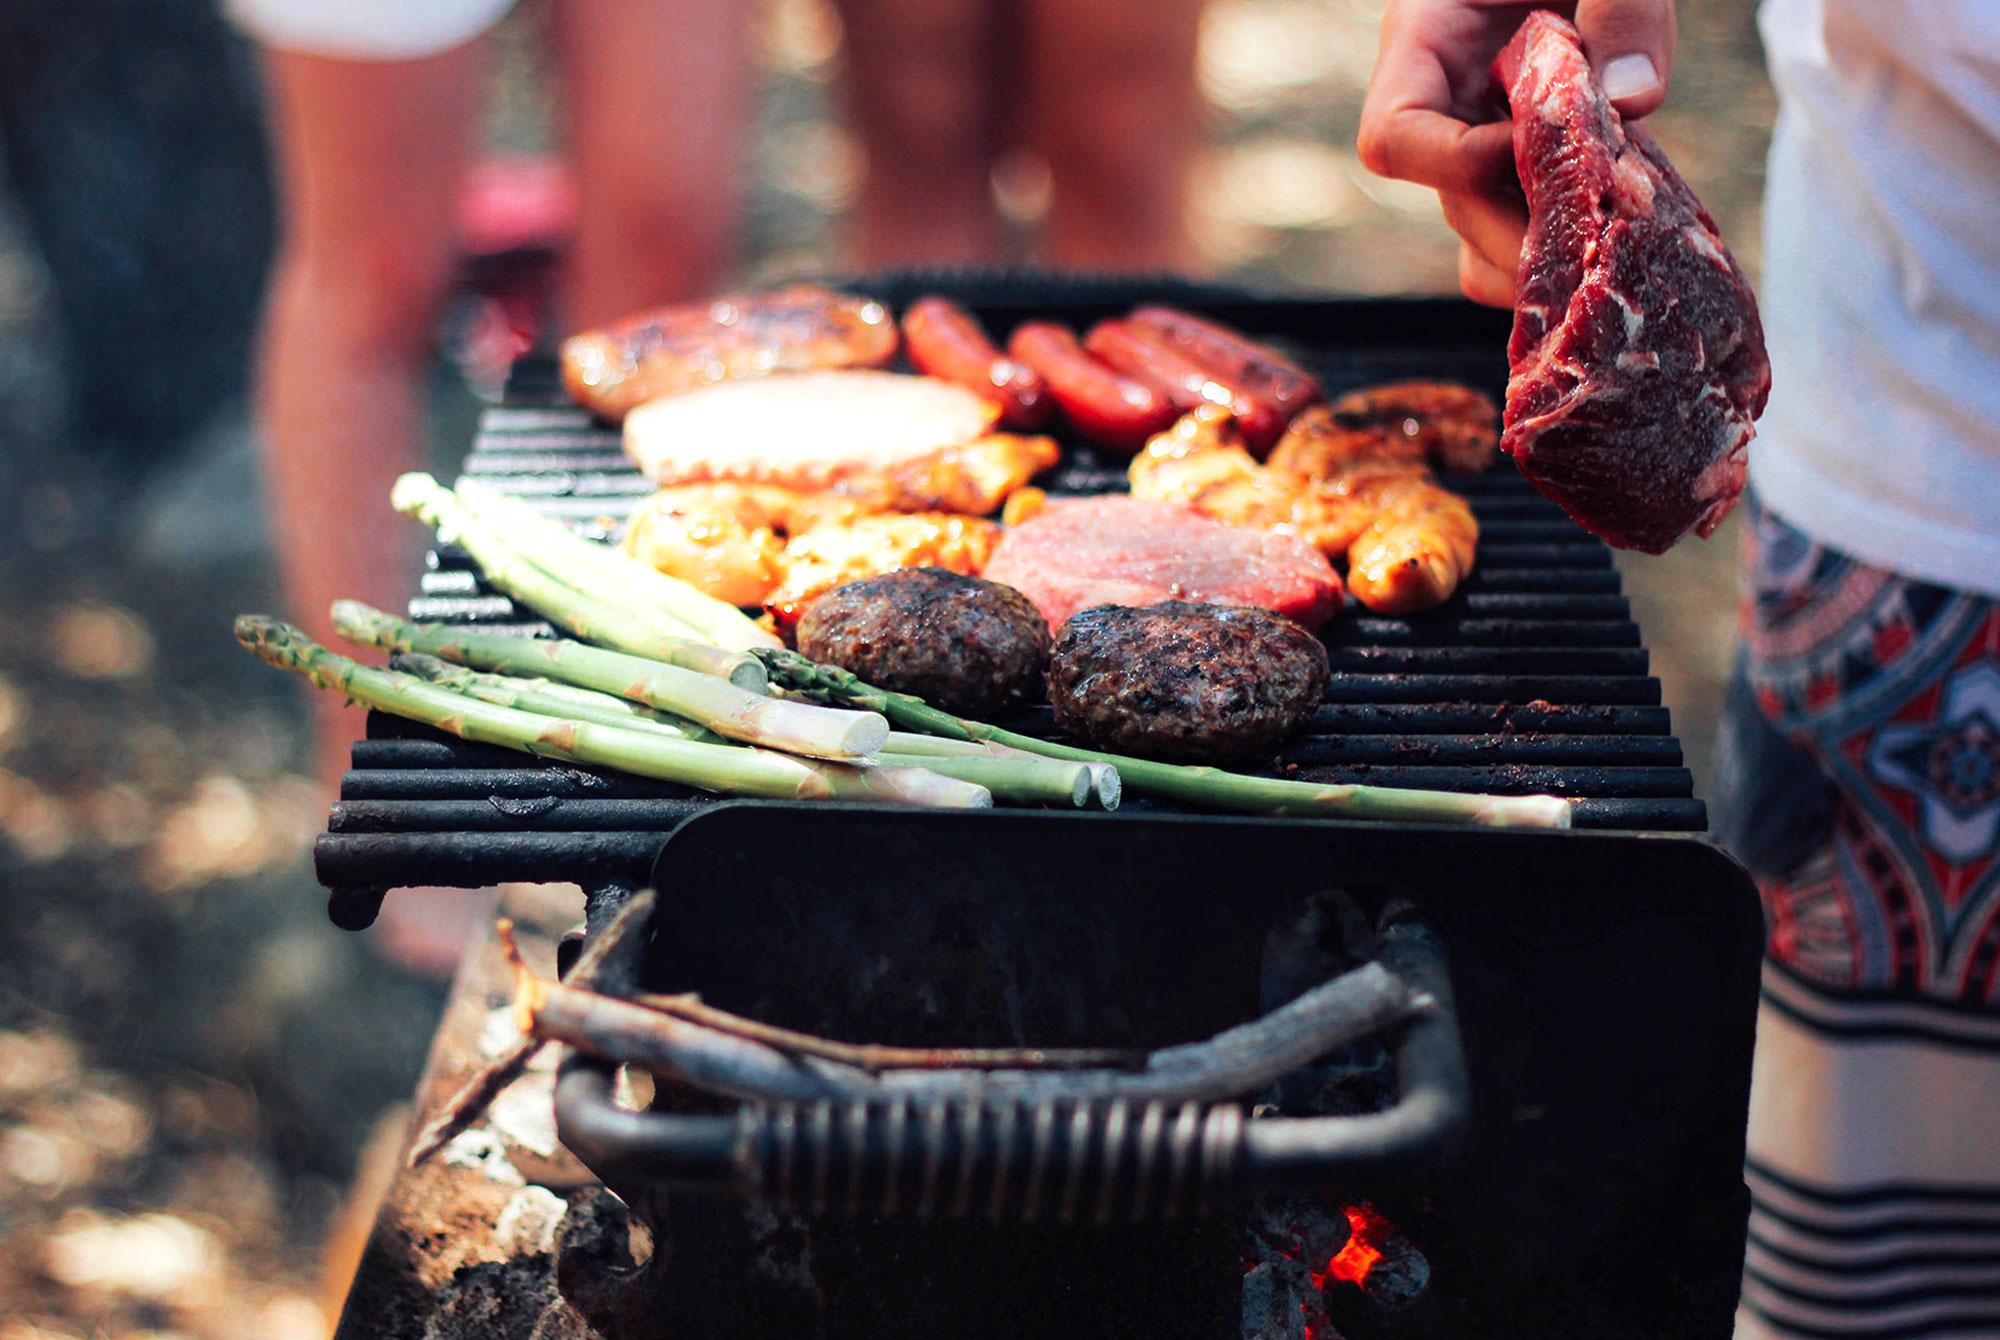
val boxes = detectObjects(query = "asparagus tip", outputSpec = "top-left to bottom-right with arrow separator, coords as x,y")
390,472 -> 445,515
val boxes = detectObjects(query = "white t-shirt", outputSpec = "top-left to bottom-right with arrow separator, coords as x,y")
1753,0 -> 2000,597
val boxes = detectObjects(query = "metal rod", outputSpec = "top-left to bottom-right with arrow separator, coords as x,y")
1276,733 -> 1682,767
1283,763 -> 1693,797
1321,646 -> 1647,674
313,831 -> 661,890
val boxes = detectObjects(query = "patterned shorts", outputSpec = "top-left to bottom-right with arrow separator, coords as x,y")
1719,500 -> 2000,1340
1716,497 -> 2000,1001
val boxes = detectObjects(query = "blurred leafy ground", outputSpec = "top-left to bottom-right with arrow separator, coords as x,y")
0,3 -> 1772,1337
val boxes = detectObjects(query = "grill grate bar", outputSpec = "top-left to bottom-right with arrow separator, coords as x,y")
1322,646 -> 1646,674
1328,616 -> 1639,647
1287,763 -> 1691,797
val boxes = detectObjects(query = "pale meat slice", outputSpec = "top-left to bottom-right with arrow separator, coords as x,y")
622,370 -> 1057,514
983,495 -> 1344,633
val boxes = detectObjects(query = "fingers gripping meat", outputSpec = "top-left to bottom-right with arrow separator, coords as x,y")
1006,321 -> 1178,455
562,285 -> 900,422
902,297 -> 1051,430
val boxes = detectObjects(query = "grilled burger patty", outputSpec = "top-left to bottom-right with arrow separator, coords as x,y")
796,568 -> 1050,720
1047,601 -> 1329,763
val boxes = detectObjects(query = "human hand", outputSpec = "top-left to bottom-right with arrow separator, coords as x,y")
1357,1 -> 1677,306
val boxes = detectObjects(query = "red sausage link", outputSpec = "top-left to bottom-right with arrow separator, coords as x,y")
1083,319 -> 1291,455
1007,321 -> 1178,456
902,296 -> 1051,430
1126,306 -> 1324,433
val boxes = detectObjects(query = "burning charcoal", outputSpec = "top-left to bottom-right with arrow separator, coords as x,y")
1317,1202 -> 1431,1338
1244,1191 -> 1349,1340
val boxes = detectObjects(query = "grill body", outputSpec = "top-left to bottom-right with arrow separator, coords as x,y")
315,281 -> 1763,1335
562,806 -> 1760,1339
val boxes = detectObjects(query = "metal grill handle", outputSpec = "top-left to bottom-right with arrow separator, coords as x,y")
552,904 -> 1467,1220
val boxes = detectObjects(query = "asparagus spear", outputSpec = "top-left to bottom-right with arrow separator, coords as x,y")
392,473 -> 769,687
333,601 -> 888,761
451,476 -> 781,653
397,651 -> 1104,807
756,649 -> 1573,829
397,652 -> 728,743
236,617 -> 987,808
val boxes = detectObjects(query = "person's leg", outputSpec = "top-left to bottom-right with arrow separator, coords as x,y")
1021,0 -> 1201,272
1719,499 -> 2000,1339
255,44 -> 485,795
831,0 -> 1007,268
551,0 -> 751,329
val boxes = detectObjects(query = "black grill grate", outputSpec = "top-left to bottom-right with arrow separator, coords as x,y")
321,290 -> 1707,907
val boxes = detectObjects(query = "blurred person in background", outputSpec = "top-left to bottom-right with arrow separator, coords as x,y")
833,0 -> 1204,271
233,0 -> 752,802
1358,2 -> 2000,1337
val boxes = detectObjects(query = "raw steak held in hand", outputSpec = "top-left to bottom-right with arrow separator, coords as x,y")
982,496 -> 1344,633
1494,12 -> 1770,554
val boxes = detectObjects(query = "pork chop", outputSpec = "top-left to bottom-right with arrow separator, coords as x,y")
622,370 -> 1059,514
1495,12 -> 1770,554
982,495 -> 1344,632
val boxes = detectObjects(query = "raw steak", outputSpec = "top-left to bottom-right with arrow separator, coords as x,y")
982,495 -> 1344,632
1494,12 -> 1770,554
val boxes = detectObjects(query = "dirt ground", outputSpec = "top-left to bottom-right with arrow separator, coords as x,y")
0,3 -> 1773,1336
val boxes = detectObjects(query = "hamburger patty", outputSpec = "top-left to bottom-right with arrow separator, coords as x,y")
796,568 -> 1050,719
1047,601 -> 1330,763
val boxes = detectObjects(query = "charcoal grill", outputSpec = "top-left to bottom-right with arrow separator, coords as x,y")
312,278 -> 1762,1339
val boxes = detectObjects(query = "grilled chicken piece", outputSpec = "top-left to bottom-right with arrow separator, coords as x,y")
561,285 -> 900,422
623,370 -> 1059,515
1129,406 -> 1477,613
1345,476 -> 1479,614
624,482 -> 1001,633
623,482 -> 875,608
765,513 -> 1000,633
1269,382 -> 1499,477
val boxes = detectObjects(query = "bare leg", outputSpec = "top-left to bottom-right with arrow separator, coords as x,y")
553,0 -> 751,327
255,45 -> 486,797
1024,0 -> 1201,272
833,0 -> 1006,268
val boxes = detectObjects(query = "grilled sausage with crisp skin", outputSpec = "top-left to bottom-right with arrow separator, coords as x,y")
903,297 -> 1051,430
1007,321 -> 1178,455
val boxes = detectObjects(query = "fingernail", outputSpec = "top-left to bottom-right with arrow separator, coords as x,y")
1600,54 -> 1660,102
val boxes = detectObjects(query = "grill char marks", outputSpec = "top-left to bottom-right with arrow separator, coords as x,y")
1047,601 -> 1330,764
796,568 -> 1050,720
1494,12 -> 1769,554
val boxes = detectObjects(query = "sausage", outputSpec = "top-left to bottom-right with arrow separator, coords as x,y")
1081,320 -> 1289,456
1006,321 -> 1179,455
1126,305 -> 1324,433
902,297 -> 1051,431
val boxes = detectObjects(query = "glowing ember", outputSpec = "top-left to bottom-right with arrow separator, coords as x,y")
1314,1202 -> 1390,1288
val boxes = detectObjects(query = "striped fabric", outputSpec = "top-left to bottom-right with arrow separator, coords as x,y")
1736,970 -> 2000,1340
1721,500 -> 2000,1338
